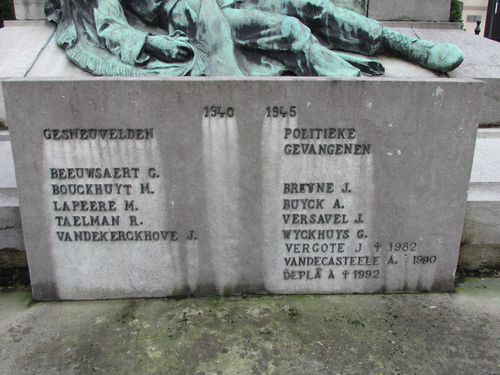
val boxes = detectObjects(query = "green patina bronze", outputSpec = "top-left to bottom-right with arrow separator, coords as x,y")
45,0 -> 464,77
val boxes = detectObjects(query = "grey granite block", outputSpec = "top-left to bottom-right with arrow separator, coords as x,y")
459,244 -> 500,272
4,77 -> 483,300
13,0 -> 46,19
0,131 -> 23,251
460,129 -> 500,272
368,0 -> 452,21
0,24 -> 54,77
462,130 -> 500,243
0,24 -> 55,122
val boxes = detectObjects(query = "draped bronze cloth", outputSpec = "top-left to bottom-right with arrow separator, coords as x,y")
45,0 -> 208,76
45,0 -> 464,76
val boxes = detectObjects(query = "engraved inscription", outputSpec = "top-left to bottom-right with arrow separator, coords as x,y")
42,104 -> 440,290
45,129 -> 197,245
263,111 -> 441,284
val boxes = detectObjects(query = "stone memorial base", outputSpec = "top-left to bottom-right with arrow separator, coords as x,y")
4,78 -> 483,300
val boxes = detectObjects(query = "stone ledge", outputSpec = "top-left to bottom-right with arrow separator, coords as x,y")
0,249 -> 29,285
368,0 -> 451,21
381,21 -> 462,29
0,130 -> 22,253
13,0 -> 46,20
0,24 -> 55,121
3,20 -> 47,27
2,22 -> 499,125
11,0 -> 452,22
462,201 -> 500,245
0,203 -> 23,252
459,128 -> 500,272
459,245 -> 500,273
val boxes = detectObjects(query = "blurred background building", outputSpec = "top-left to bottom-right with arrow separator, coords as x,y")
461,0 -> 499,40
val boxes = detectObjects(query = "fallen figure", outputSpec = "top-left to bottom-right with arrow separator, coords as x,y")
45,0 -> 465,77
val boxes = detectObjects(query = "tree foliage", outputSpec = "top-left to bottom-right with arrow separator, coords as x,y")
0,0 -> 15,28
450,0 -> 464,25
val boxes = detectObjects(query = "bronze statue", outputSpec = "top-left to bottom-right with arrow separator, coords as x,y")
45,0 -> 464,77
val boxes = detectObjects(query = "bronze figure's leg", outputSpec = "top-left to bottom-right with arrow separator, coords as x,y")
195,0 -> 243,75
47,0 -> 465,75
127,0 -> 243,75
380,28 -> 464,73
222,7 -> 362,76
241,0 -> 464,72
240,0 -> 383,54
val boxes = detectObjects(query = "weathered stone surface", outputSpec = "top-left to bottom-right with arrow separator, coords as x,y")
0,131 -> 23,252
4,78 -> 483,300
0,205 -> 24,251
415,28 -> 500,126
368,0 -> 451,21
464,129 -> 500,246
381,21 -> 462,29
460,129 -> 500,272
0,132 -> 16,189
26,33 -> 91,78
0,249 -> 28,286
0,83 -> 5,126
463,200 -> 500,246
0,131 -> 26,282
13,0 -> 46,19
459,245 -> 500,272
334,0 -> 366,13
0,24 -> 53,77
0,249 -> 27,269
0,24 -> 55,121
1,279 -> 500,374
469,129 -> 500,185
377,27 -> 500,125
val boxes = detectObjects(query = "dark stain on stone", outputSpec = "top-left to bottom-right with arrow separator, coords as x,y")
32,282 -> 59,301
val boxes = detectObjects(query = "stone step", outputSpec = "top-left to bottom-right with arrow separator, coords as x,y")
460,129 -> 500,273
0,131 -> 23,253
